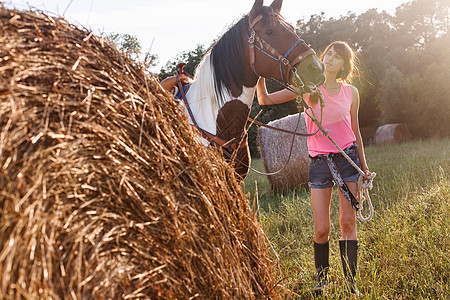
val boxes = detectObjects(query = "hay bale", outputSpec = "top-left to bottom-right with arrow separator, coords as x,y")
0,6 -> 278,299
374,123 -> 411,145
257,113 -> 309,191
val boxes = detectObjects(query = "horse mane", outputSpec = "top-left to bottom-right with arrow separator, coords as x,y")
209,15 -> 250,106
192,8 -> 274,108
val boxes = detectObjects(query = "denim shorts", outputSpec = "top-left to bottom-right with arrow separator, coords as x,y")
308,143 -> 361,189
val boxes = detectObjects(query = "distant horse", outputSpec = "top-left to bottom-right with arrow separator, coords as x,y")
177,0 -> 325,180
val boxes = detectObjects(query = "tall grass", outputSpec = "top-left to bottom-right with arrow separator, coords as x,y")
243,138 -> 449,299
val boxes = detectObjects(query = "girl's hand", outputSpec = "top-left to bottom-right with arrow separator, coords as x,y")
179,73 -> 192,85
362,169 -> 376,185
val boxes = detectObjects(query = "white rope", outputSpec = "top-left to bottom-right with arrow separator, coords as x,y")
356,173 -> 376,222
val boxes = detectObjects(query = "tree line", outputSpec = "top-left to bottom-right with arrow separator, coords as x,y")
113,0 -> 449,155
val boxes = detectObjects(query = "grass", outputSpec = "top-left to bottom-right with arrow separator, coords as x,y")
243,138 -> 449,299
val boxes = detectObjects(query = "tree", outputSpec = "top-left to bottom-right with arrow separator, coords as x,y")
158,44 -> 207,80
353,9 -> 395,50
376,66 -> 414,125
108,33 -> 158,69
296,12 -> 332,50
394,0 -> 449,49
407,54 -> 450,137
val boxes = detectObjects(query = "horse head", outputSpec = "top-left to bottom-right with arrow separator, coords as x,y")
247,0 -> 325,91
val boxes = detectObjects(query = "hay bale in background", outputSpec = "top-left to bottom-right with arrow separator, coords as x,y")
257,113 -> 309,191
374,123 -> 411,145
0,6 -> 278,299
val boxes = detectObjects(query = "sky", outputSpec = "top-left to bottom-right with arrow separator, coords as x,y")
5,0 -> 409,71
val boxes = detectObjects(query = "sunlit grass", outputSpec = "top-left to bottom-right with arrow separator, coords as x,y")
244,138 -> 450,299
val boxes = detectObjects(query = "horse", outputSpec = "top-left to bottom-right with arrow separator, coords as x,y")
176,0 -> 325,181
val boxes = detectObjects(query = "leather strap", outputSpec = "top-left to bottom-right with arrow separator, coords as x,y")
289,47 -> 316,68
249,14 -> 263,29
248,116 -> 319,137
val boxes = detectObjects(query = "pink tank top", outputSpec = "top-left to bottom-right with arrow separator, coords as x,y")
305,84 -> 356,157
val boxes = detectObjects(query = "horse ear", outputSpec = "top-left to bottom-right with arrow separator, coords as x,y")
269,0 -> 283,13
249,0 -> 264,21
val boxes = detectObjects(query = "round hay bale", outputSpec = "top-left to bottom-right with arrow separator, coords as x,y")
374,123 -> 411,145
257,113 -> 309,191
0,6 -> 278,299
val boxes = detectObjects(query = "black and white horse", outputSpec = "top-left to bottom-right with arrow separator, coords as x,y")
179,0 -> 324,179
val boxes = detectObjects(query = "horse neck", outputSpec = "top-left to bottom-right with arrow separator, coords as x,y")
194,52 -> 257,107
210,17 -> 259,99
185,54 -> 256,135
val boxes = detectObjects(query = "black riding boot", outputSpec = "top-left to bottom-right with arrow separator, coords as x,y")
313,241 -> 329,296
339,240 -> 359,295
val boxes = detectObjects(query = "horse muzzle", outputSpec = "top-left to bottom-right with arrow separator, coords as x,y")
292,55 -> 325,90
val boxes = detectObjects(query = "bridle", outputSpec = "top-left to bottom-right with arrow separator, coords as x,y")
247,11 -> 316,88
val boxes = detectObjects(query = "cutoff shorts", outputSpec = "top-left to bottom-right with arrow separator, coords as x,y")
308,142 -> 361,189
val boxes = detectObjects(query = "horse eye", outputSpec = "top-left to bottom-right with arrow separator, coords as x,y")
265,29 -> 275,35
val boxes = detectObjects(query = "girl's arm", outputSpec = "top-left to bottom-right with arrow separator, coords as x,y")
350,86 -> 370,175
256,78 -> 297,105
160,74 -> 190,92
160,76 -> 178,91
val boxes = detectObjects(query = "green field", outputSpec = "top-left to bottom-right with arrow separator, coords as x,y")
244,138 -> 449,299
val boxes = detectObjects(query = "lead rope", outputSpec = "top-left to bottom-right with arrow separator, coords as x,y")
290,73 -> 376,222
242,109 -> 303,176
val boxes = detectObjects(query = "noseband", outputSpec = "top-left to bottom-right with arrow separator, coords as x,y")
247,12 -> 315,86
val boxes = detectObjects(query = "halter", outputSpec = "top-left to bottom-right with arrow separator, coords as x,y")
247,12 -> 316,87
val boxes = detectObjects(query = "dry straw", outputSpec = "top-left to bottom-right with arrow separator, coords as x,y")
257,113 -> 309,191
0,6 -> 279,299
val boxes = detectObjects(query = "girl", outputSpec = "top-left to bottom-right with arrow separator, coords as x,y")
257,41 -> 372,296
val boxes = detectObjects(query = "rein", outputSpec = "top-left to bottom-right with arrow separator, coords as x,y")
244,108 -> 303,176
243,83 -> 323,176
248,68 -> 324,138
247,116 -> 318,137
